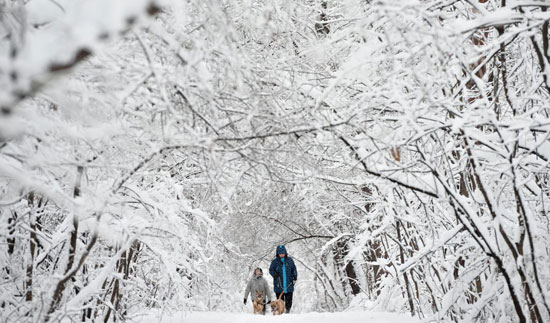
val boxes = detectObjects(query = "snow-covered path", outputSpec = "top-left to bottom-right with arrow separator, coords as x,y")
131,311 -> 421,323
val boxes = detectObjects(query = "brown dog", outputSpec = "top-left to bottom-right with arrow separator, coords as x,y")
270,292 -> 285,315
253,291 -> 265,314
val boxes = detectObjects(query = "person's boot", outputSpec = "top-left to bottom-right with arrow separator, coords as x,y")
285,308 -> 290,314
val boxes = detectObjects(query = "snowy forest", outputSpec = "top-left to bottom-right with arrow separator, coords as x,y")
1,0 -> 550,322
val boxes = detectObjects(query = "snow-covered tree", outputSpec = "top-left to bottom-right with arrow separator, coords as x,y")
1,0 -> 549,322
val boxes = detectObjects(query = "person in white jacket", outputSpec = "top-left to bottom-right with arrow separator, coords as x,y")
243,268 -> 272,314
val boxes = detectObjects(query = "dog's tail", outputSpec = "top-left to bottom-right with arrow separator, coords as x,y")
277,292 -> 284,301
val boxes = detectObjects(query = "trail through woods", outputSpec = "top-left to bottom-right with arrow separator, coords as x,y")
132,310 -> 420,323
2,1 -> 550,322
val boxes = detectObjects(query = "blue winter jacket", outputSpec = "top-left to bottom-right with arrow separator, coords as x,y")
269,245 -> 298,294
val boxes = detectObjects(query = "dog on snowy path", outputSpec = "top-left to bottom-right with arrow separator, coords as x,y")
253,291 -> 265,314
270,292 -> 285,315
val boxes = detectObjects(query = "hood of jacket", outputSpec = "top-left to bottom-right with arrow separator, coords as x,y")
253,267 -> 263,278
276,245 -> 287,257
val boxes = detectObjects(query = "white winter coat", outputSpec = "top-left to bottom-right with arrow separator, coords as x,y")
244,275 -> 272,302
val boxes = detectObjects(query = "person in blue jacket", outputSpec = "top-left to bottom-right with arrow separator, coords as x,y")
269,245 -> 298,313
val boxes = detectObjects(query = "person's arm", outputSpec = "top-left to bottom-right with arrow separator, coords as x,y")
269,259 -> 277,278
291,258 -> 298,281
244,280 -> 252,302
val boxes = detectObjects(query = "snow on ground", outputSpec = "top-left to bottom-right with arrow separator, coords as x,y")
130,310 -> 422,323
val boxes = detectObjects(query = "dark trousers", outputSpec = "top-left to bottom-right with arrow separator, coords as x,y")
277,292 -> 293,313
